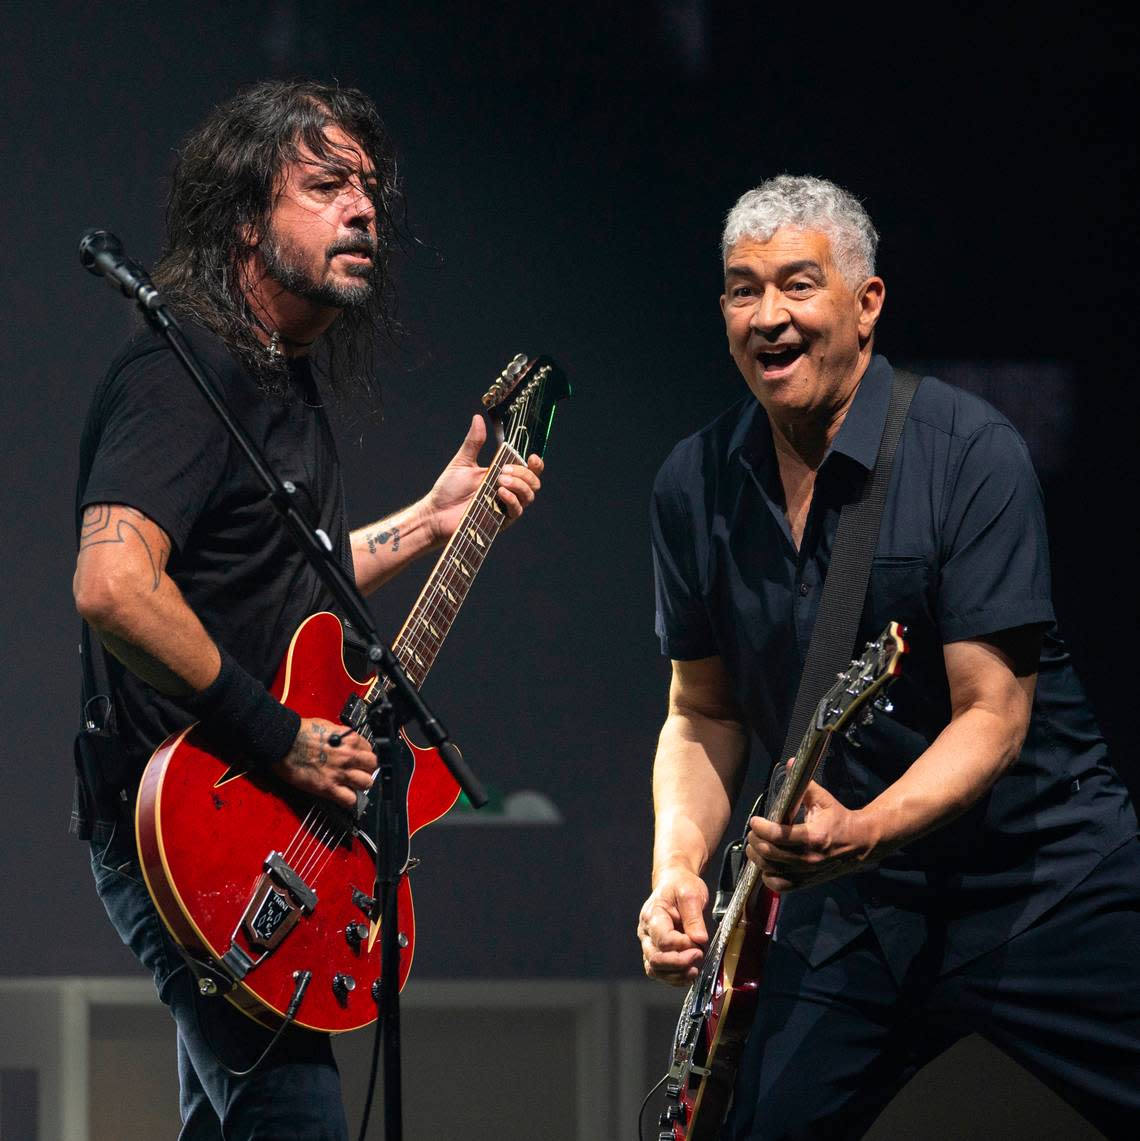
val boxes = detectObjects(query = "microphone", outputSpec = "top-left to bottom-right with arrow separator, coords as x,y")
78,229 -> 162,309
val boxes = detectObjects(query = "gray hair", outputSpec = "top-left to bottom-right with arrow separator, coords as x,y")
721,175 -> 879,283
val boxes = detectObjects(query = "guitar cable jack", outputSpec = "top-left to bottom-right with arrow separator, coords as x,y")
197,968 -> 314,1079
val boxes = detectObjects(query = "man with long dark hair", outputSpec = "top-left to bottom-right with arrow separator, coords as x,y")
72,80 -> 543,1139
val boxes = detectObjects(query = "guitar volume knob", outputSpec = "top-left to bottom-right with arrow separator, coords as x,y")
332,973 -> 356,1003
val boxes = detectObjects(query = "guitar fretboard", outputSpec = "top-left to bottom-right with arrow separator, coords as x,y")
714,721 -> 824,951
365,443 -> 521,699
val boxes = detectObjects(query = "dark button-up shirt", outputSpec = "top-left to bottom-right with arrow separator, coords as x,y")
651,355 -> 1136,976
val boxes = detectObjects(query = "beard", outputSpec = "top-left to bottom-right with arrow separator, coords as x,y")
261,228 -> 377,309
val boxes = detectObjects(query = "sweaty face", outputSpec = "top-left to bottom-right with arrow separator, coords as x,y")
720,228 -> 883,422
260,126 -> 379,309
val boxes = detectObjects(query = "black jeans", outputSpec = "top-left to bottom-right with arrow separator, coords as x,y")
723,838 -> 1140,1141
90,820 -> 349,1140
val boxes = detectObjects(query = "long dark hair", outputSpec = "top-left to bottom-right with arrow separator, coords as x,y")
153,79 -> 403,401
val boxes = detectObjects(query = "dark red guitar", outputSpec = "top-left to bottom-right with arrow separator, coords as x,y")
657,622 -> 908,1139
135,354 -> 569,1033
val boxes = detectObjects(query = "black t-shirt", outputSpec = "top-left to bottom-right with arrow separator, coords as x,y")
76,322 -> 351,791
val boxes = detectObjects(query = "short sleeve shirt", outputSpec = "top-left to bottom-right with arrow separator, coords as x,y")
651,355 -> 1136,974
76,322 -> 352,787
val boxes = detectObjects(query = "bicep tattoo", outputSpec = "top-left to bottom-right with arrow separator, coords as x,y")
80,504 -> 171,590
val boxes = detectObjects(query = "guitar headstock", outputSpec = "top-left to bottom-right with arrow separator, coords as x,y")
815,621 -> 909,735
482,353 -> 571,459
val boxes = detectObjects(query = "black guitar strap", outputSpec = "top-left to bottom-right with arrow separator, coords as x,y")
773,367 -> 921,782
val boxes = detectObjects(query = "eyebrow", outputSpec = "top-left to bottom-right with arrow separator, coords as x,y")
301,157 -> 378,180
725,259 -> 826,281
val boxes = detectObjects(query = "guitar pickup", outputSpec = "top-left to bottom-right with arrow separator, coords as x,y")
340,694 -> 370,732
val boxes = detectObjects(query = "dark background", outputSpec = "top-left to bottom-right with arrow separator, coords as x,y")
1,2 -> 1136,989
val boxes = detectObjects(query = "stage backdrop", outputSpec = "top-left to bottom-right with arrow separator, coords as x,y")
1,3 -> 1135,993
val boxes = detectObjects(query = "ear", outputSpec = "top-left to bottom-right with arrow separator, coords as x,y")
855,276 -> 885,341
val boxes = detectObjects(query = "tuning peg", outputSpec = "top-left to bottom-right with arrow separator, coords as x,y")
861,707 -> 875,727
873,695 -> 894,714
506,353 -> 528,378
843,723 -> 862,746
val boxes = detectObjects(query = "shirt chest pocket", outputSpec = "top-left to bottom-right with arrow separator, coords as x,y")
860,556 -> 937,651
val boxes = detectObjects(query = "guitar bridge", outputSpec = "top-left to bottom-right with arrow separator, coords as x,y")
216,853 -> 318,982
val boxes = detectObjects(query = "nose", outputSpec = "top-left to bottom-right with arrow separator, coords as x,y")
341,181 -> 376,230
749,286 -> 789,336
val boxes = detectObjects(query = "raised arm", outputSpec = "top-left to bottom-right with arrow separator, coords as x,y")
639,654 -> 750,985
351,414 -> 543,595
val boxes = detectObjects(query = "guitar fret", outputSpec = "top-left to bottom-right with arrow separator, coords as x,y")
354,359 -> 569,717
385,445 -> 512,691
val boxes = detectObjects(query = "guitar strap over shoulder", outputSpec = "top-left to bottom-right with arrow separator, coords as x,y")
773,368 -> 921,778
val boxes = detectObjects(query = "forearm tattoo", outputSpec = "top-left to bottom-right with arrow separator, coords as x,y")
80,504 -> 170,590
365,526 -> 400,556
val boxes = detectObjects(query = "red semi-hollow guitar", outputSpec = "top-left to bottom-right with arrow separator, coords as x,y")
135,354 -> 569,1033
657,622 -> 908,1139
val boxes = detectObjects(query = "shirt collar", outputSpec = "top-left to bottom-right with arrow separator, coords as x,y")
732,353 -> 894,475
827,353 -> 893,472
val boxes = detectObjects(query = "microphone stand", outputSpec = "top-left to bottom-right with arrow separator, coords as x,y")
82,236 -> 486,1141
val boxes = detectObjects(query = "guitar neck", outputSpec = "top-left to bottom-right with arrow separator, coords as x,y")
368,442 -> 519,697
720,722 -> 831,930
765,722 -> 831,826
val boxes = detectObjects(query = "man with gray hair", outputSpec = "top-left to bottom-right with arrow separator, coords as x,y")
638,174 -> 1138,1138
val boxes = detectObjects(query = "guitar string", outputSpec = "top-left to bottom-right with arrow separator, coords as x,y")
273,463 -> 512,874
203,397 -> 543,964
264,439 -> 528,892
359,489 -> 508,708
278,375 -> 543,885
286,447 -> 524,882
691,639 -> 894,1011
270,483 -> 509,883
380,444 -> 518,686
361,447 -> 512,701
292,426 -> 532,873
375,427 -> 527,697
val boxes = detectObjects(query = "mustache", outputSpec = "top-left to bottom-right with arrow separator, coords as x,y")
327,235 -> 377,258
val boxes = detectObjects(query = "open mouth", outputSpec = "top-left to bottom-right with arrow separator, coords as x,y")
754,344 -> 804,373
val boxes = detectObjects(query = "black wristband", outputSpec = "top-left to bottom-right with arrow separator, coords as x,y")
181,647 -> 300,770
